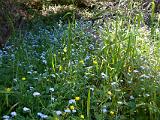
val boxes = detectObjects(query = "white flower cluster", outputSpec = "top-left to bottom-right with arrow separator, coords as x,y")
33,92 -> 41,97
23,107 -> 31,112
37,112 -> 48,119
2,111 -> 17,120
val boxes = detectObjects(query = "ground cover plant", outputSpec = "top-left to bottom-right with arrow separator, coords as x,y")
0,0 -> 160,120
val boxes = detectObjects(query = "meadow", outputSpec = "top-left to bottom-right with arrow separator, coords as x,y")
0,1 -> 160,120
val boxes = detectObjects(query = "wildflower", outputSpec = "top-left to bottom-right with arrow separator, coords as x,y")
55,111 -> 62,116
88,44 -> 94,50
42,60 -> 47,64
75,97 -> 80,101
128,66 -> 132,72
101,72 -> 107,79
79,60 -> 84,64
140,66 -> 145,70
29,86 -> 34,91
141,88 -> 145,91
69,99 -> 76,104
13,78 -> 18,82
5,88 -> 12,93
33,71 -> 37,74
93,60 -> 98,65
51,97 -> 55,102
117,101 -> 123,105
107,91 -> 112,95
130,95 -> 135,100
90,87 -> 94,91
70,105 -> 74,110
51,74 -> 55,78
85,56 -> 90,61
27,71 -> 33,74
63,47 -> 67,53
80,115 -> 84,119
133,70 -> 139,73
120,80 -> 124,82
33,92 -> 41,97
110,111 -> 114,115
49,88 -> 54,92
102,108 -> 107,113
11,111 -> 17,117
2,115 -> 10,120
140,74 -> 150,79
37,112 -> 43,117
111,82 -> 117,86
72,110 -> 76,113
23,107 -> 31,112
144,93 -> 150,97
127,81 -> 132,84
41,114 -> 48,119
37,112 -> 48,119
64,108 -> 71,113
22,77 -> 26,81
59,65 -> 62,71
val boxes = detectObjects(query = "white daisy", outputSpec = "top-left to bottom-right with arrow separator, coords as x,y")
33,92 -> 41,97
23,107 -> 31,112
11,111 -> 17,117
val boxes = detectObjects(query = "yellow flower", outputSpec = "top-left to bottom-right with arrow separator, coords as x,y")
70,105 -> 74,110
75,97 -> 80,101
53,117 -> 59,120
59,65 -> 62,71
107,91 -> 112,95
6,88 -> 12,92
110,111 -> 114,115
22,77 -> 26,81
93,60 -> 98,65
80,115 -> 84,119
79,60 -> 84,64
63,47 -> 67,53
128,66 -> 132,72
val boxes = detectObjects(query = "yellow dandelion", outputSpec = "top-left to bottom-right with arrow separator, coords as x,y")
80,115 -> 84,119
70,105 -> 74,110
128,66 -> 132,72
75,97 -> 80,101
21,77 -> 26,81
79,60 -> 84,64
6,88 -> 12,92
110,111 -> 114,115
54,117 -> 59,120
107,91 -> 112,95
93,60 -> 98,65
59,65 -> 63,71
63,47 -> 67,53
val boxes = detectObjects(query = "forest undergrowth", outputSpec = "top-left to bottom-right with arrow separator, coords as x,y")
0,1 -> 160,120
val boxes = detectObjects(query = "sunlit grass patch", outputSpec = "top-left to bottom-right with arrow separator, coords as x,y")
0,3 -> 160,120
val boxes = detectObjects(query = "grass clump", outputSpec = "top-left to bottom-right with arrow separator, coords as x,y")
0,1 -> 160,120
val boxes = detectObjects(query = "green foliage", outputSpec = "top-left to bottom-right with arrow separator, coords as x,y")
0,0 -> 160,120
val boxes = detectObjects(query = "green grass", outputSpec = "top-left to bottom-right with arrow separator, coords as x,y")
0,2 -> 160,120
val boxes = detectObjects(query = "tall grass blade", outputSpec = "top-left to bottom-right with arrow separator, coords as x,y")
87,88 -> 91,120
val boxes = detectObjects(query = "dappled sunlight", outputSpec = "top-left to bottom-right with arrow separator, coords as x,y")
0,0 -> 160,120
